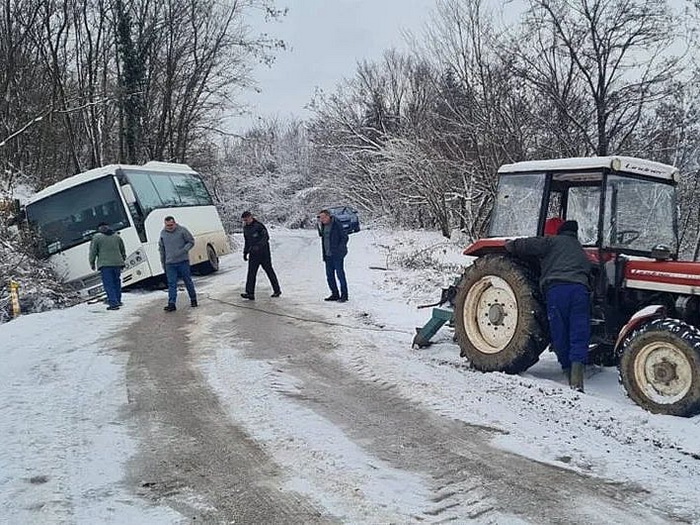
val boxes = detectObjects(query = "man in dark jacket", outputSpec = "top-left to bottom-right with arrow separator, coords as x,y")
505,220 -> 591,392
159,216 -> 197,311
318,209 -> 349,302
89,222 -> 126,310
241,211 -> 281,300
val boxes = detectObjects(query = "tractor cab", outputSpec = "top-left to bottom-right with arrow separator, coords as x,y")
477,156 -> 678,258
488,157 -> 682,352
456,157 -> 700,417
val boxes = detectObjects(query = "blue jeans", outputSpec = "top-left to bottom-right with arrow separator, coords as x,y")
546,283 -> 590,369
165,260 -> 197,305
100,266 -> 122,307
325,255 -> 348,299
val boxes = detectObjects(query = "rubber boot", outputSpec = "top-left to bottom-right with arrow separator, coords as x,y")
570,362 -> 584,393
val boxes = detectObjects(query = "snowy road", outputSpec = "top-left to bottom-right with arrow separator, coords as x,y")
122,300 -> 330,523
3,228 -> 700,523
119,231 -> 690,524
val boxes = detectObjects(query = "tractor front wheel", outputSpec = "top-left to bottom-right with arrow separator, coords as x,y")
454,255 -> 548,374
619,318 -> 700,417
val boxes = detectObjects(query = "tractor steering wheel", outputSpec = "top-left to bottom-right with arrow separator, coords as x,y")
616,229 -> 641,245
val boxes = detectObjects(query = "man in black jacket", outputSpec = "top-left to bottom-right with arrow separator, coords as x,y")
505,220 -> 591,392
241,211 -> 281,300
318,209 -> 349,302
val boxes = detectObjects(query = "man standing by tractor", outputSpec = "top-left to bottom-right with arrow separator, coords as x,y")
505,220 -> 592,392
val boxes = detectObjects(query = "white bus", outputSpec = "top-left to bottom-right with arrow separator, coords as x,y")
24,161 -> 231,298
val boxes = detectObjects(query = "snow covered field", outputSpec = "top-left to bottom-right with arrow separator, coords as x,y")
2,227 -> 700,523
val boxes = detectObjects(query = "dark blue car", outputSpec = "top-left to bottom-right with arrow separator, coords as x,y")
328,206 -> 360,233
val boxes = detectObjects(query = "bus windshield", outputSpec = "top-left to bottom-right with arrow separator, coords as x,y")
26,176 -> 129,256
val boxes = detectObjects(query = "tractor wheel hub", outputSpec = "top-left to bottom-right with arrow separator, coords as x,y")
464,275 -> 518,354
652,359 -> 677,384
633,340 -> 694,402
488,303 -> 506,325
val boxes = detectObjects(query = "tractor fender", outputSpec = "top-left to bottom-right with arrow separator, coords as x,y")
463,238 -> 509,257
614,305 -> 666,352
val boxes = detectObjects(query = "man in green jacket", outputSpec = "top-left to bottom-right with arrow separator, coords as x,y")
89,222 -> 126,310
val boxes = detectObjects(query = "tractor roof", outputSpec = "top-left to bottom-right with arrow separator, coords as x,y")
498,156 -> 678,182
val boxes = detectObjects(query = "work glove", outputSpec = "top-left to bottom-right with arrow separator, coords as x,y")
243,253 -> 248,261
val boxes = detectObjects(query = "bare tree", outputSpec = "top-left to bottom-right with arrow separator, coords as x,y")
0,0 -> 43,192
210,117 -> 321,230
418,0 -> 529,236
515,0 -> 682,156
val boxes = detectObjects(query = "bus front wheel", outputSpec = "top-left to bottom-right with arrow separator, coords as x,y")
199,244 -> 220,274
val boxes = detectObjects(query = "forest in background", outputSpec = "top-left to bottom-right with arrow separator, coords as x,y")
3,0 -> 700,319
216,0 -> 700,254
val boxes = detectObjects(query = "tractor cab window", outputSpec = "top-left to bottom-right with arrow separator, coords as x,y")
603,175 -> 676,253
489,173 -> 545,237
566,186 -> 601,246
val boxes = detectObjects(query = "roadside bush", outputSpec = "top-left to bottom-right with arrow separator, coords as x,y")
0,225 -> 77,323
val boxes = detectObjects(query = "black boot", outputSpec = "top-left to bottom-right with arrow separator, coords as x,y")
324,295 -> 340,301
164,303 -> 176,312
241,293 -> 255,300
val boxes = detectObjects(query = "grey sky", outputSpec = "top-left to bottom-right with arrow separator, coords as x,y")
232,0 -> 688,132
233,0 -> 435,131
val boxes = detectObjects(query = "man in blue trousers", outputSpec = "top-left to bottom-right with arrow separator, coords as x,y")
89,222 -> 126,311
159,216 -> 197,312
505,220 -> 592,392
318,209 -> 349,303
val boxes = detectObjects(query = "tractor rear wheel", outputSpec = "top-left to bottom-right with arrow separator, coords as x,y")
619,318 -> 700,417
454,255 -> 548,374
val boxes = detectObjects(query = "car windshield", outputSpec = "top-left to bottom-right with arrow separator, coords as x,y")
26,176 -> 129,256
489,174 -> 545,237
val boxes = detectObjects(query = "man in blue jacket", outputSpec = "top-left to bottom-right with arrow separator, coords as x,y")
318,209 -> 349,302
505,220 -> 591,392
159,216 -> 197,312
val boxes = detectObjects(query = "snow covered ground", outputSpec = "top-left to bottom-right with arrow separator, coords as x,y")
2,227 -> 700,523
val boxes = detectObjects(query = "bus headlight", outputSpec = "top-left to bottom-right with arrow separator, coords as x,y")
124,249 -> 146,269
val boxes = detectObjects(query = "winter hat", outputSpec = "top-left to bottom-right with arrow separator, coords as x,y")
241,211 -> 252,219
544,217 -> 564,236
558,220 -> 578,234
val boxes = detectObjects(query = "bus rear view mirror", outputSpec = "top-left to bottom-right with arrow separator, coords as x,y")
121,184 -> 137,205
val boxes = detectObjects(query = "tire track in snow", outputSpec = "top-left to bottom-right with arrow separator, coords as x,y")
224,292 -> 684,525
121,302 -> 333,524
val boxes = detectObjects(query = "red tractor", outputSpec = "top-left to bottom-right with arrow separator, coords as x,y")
455,156 -> 700,417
